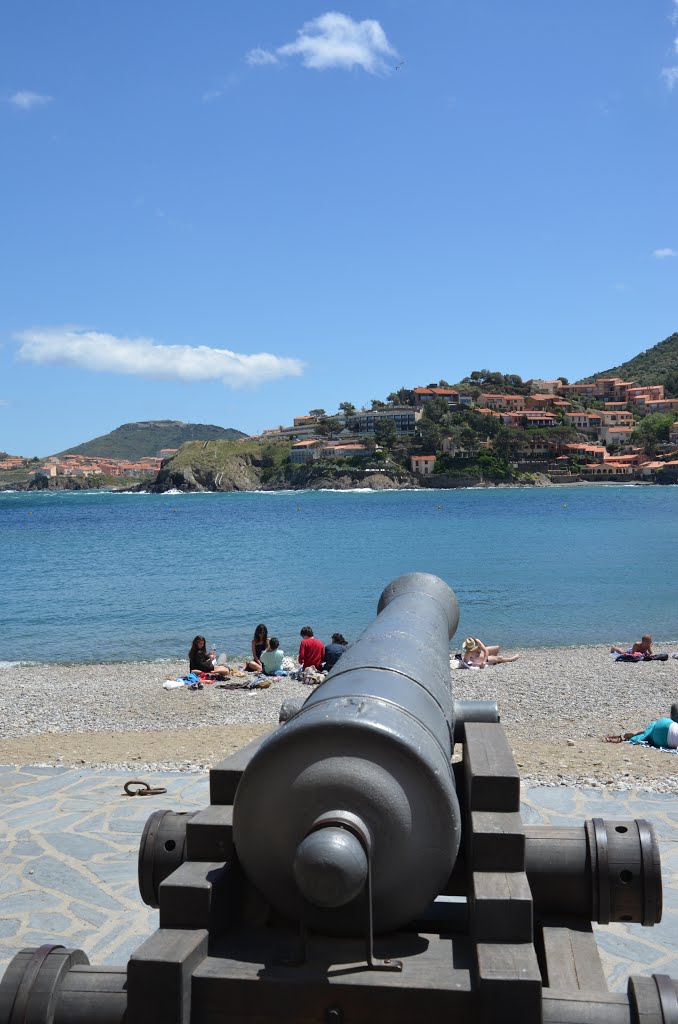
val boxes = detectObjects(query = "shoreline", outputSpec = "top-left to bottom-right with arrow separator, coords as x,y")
1,646 -> 676,792
1,479 -> 671,494
3,635 -> 678,667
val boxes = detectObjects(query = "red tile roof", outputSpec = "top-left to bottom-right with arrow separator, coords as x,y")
413,387 -> 459,396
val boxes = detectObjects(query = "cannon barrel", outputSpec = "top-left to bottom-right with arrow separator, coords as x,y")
232,571 -> 462,935
1,573 -> 676,1024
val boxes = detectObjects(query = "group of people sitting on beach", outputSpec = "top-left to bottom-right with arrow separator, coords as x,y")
187,625 -> 349,686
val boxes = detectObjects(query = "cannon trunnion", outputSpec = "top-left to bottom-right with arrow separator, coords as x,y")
0,573 -> 675,1023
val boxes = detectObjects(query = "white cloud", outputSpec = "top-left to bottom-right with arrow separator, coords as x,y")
0,399 -> 10,407
202,88 -> 224,102
662,65 -> 678,88
246,48 -> 278,67
249,12 -> 397,74
8,90 -> 53,110
15,327 -> 304,388
653,247 -> 677,258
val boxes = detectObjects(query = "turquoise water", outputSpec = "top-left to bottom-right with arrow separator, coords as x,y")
0,486 -> 676,663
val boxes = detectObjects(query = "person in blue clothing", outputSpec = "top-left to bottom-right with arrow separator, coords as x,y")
605,717 -> 678,748
260,637 -> 285,677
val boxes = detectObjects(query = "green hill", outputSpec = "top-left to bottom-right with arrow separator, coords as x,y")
580,332 -> 678,395
58,420 -> 248,461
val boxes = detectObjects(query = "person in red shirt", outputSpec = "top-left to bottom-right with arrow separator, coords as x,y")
298,626 -> 325,670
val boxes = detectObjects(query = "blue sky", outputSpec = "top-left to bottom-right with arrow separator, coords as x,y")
2,1 -> 678,456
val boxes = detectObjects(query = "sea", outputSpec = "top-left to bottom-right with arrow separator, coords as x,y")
1,486 -> 676,664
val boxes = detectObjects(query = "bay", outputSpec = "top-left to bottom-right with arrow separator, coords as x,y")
0,486 -> 676,664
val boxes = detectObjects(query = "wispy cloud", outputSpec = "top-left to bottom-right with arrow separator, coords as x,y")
8,90 -> 53,110
0,399 -> 10,407
246,12 -> 398,75
662,4 -> 678,88
15,327 -> 305,388
653,247 -> 677,258
246,47 -> 278,67
202,88 -> 224,102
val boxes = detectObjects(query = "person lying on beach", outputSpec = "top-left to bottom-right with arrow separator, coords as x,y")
245,623 -> 268,672
323,633 -> 348,672
604,717 -> 678,749
260,637 -> 286,677
460,637 -> 520,668
188,636 -> 231,677
610,635 -> 653,657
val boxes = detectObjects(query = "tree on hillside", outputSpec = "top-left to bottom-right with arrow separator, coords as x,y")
493,426 -> 523,461
664,370 -> 678,397
458,369 -> 529,393
338,401 -> 356,415
309,408 -> 326,418
370,398 -> 386,410
417,417 -> 444,452
421,396 -> 452,424
387,388 -> 412,405
580,331 -> 678,389
416,398 -> 454,450
558,376 -> 569,385
316,416 -> 342,439
631,412 -> 675,454
374,419 -> 398,449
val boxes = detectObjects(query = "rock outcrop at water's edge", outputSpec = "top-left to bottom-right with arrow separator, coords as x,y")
150,454 -> 266,492
148,459 -> 416,492
145,438 -> 420,492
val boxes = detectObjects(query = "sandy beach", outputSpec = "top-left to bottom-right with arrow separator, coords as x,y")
1,645 -> 676,791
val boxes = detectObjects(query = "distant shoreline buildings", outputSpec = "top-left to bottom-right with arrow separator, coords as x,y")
255,376 -> 678,484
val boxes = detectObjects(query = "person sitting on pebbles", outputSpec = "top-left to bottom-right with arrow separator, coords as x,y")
461,637 -> 520,668
260,637 -> 286,678
188,635 -> 231,677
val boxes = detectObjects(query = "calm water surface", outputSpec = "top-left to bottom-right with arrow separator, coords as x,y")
1,486 -> 676,663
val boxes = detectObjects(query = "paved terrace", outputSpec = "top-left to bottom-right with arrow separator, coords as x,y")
0,766 -> 675,991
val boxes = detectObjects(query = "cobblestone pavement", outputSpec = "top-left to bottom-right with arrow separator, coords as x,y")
0,766 -> 675,992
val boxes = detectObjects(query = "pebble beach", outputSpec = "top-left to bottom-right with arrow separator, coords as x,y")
1,645 -> 676,792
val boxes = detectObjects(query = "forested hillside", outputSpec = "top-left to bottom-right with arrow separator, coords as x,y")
581,332 -> 678,395
58,420 -> 247,461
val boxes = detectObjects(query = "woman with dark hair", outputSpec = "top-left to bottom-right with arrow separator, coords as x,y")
188,636 -> 230,677
244,623 -> 268,672
322,633 -> 348,672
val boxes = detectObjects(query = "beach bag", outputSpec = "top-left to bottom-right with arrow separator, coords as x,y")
643,653 -> 669,662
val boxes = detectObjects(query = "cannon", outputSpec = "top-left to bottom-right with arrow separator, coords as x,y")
0,572 -> 676,1023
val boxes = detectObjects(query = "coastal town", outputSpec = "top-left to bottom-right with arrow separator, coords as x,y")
0,448 -> 179,483
3,370 -> 678,488
253,373 -> 678,485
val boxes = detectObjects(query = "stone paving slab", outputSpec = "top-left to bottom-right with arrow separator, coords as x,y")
0,768 -> 675,991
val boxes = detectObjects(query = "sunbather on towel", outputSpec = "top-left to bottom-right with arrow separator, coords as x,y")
461,637 -> 520,668
605,718 -> 678,748
610,635 -> 652,657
